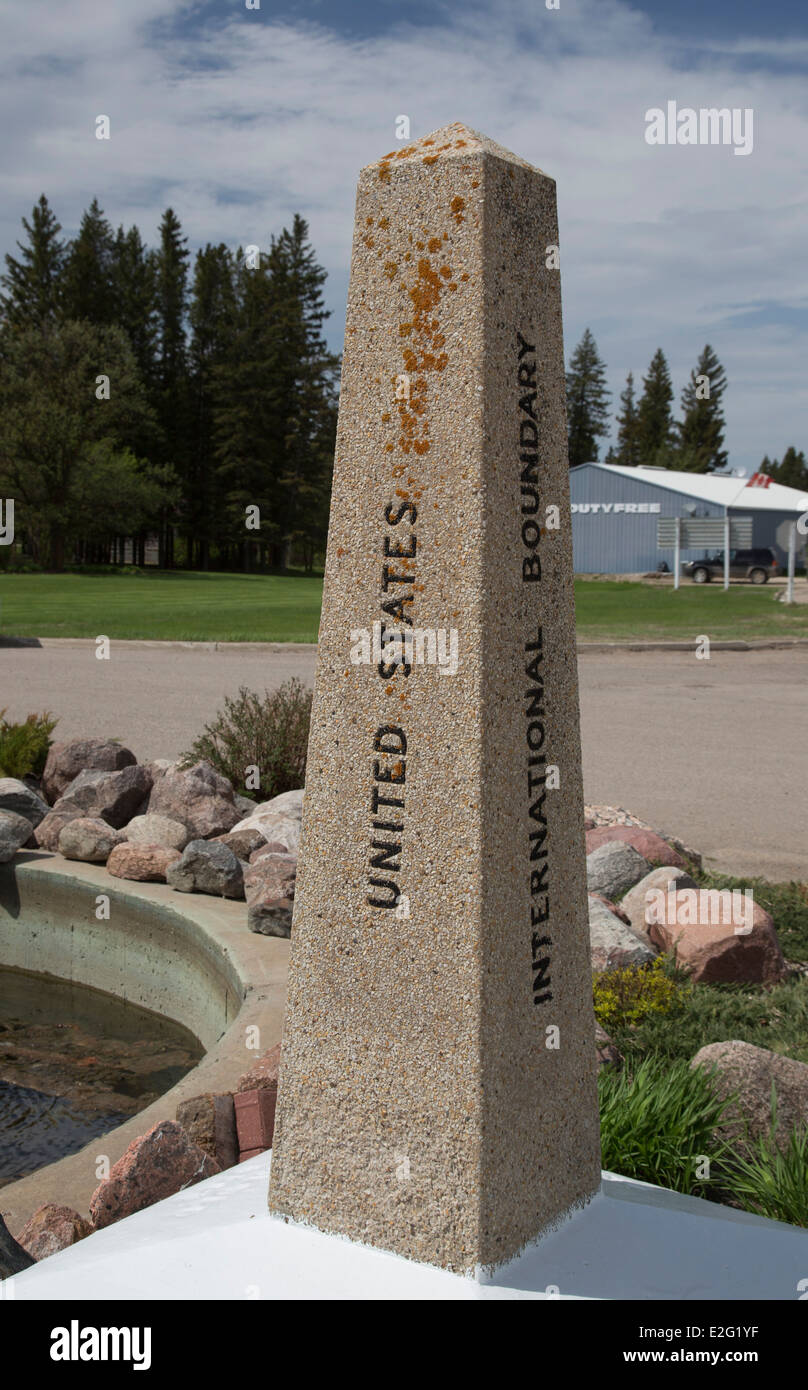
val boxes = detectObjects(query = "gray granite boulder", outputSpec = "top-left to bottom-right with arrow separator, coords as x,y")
0,810 -> 35,863
58,817 -> 127,863
586,841 -> 651,900
53,765 -> 153,829
34,809 -> 83,852
41,738 -> 137,804
125,813 -> 190,852
147,761 -> 240,839
0,777 -> 49,828
691,1041 -> 808,1153
589,895 -> 656,973
166,839 -> 244,898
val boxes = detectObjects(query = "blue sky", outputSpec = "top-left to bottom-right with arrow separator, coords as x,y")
2,0 -> 806,472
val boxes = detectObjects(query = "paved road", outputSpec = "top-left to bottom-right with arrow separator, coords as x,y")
2,641 -> 805,880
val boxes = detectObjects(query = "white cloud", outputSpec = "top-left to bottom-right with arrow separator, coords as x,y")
1,0 -> 806,467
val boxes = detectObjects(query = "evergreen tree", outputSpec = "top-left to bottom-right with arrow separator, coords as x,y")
154,208 -> 190,558
615,371 -> 641,466
765,446 -> 808,490
676,344 -> 728,473
636,348 -> 675,465
111,224 -> 158,389
565,328 -> 610,467
0,195 -> 66,329
61,199 -> 116,324
189,243 -> 237,566
212,217 -> 338,570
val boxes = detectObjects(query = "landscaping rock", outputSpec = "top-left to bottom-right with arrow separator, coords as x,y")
166,839 -> 244,898
232,810 -> 300,854
147,761 -> 240,839
0,777 -> 49,828
262,788 -> 304,822
586,841 -> 651,900
34,808 -> 83,852
89,1120 -> 220,1229
233,794 -> 259,818
106,842 -> 180,882
589,895 -> 656,973
53,764 -> 153,829
589,893 -> 632,926
648,895 -> 787,984
176,1092 -> 238,1171
244,852 -> 296,935
215,827 -> 267,859
595,1022 -> 623,1068
0,810 -> 35,863
0,1213 -> 35,1277
125,813 -> 190,852
58,817 -> 126,863
691,1041 -> 808,1152
585,824 -> 686,868
236,1041 -> 281,1093
621,866 -> 699,940
16,1204 -> 92,1261
41,738 -> 137,804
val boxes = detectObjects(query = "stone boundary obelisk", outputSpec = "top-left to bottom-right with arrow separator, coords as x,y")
269,123 -> 601,1273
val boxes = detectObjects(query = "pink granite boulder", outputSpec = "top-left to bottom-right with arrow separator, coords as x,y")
89,1120 -> 220,1229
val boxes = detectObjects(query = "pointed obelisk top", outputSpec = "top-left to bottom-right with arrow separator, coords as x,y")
364,121 -> 549,177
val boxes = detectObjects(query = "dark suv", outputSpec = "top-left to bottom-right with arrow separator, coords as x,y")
684,548 -> 779,584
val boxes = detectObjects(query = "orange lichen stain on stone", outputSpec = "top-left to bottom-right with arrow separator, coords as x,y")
423,155 -> 439,166
336,547 -> 345,557
448,283 -> 458,292
365,216 -> 374,226
385,443 -> 394,453
438,143 -> 451,151
428,237 -> 442,254
395,488 -> 410,499
398,322 -> 412,336
450,196 -> 465,225
416,240 -> 425,251
378,162 -> 392,183
461,272 -> 470,281
392,466 -> 406,478
383,261 -> 398,280
363,235 -> 375,248
381,412 -> 391,423
378,216 -> 389,229
403,251 -> 412,262
386,685 -> 394,696
471,179 -> 480,188
455,139 -> 468,147
440,266 -> 452,280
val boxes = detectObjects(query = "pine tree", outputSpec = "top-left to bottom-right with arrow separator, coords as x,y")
615,371 -> 641,466
676,344 -> 728,473
61,199 -> 116,324
111,224 -> 158,389
766,446 -> 808,490
0,195 -> 66,329
565,328 -> 610,468
636,349 -> 675,466
154,208 -> 190,561
189,243 -> 237,566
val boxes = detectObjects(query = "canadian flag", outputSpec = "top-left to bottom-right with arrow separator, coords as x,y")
746,472 -> 772,488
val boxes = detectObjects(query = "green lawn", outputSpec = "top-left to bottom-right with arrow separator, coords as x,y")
1,570 -> 807,643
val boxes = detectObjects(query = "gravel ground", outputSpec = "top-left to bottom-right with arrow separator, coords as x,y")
2,640 -> 805,880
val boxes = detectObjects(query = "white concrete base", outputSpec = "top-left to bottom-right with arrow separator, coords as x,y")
6,1152 -> 808,1300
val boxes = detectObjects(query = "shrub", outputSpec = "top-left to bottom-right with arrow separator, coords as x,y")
593,955 -> 687,1033
599,1055 -> 735,1195
0,709 -> 58,779
181,680 -> 312,801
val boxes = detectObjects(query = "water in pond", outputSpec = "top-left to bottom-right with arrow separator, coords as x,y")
0,965 -> 204,1185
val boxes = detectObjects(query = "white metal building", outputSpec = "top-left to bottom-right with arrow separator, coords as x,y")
569,463 -> 808,574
